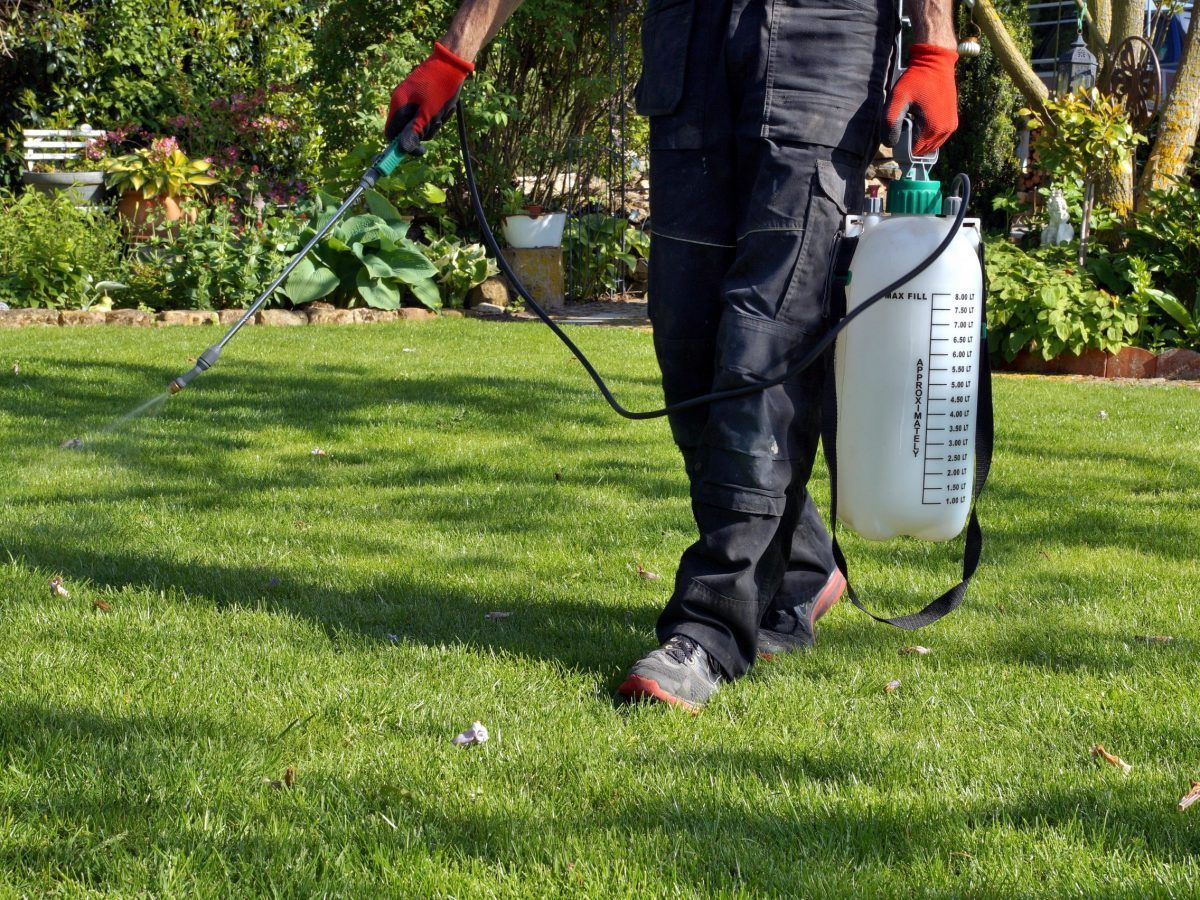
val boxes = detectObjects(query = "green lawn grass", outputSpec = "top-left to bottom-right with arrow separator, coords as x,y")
2,319 -> 1199,896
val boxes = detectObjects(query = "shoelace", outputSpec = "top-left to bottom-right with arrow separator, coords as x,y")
663,635 -> 699,665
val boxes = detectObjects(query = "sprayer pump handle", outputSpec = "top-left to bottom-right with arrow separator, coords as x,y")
894,117 -> 938,180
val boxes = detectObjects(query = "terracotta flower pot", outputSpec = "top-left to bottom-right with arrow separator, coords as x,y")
118,191 -> 184,239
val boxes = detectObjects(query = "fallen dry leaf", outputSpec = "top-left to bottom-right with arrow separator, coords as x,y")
452,721 -> 489,748
1179,781 -> 1200,812
311,447 -> 327,457
884,679 -> 902,694
484,611 -> 512,621
1091,744 -> 1132,774
92,599 -> 112,614
49,577 -> 69,599
265,766 -> 296,791
900,646 -> 931,656
636,564 -> 661,582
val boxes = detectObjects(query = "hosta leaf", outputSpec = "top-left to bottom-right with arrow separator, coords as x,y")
358,250 -> 398,279
333,214 -> 388,247
377,246 -> 437,284
409,277 -> 442,310
1147,290 -> 1196,331
283,255 -> 340,303
356,270 -> 401,310
364,191 -> 406,224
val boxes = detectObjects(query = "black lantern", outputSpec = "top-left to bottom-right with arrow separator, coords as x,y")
1056,30 -> 1098,95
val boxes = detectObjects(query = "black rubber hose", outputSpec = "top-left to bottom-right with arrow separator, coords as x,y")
455,102 -> 970,421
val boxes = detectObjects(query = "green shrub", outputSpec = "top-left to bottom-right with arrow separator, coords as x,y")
564,214 -> 647,301
309,0 -> 638,227
282,190 -> 441,310
131,202 -> 307,310
985,239 -> 1140,359
1130,175 -> 1200,319
423,234 -> 497,308
0,0 -> 321,186
0,189 -> 126,309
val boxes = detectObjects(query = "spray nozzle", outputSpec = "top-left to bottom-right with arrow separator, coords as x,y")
168,345 -> 222,394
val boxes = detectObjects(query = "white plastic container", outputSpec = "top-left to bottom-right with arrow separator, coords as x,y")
501,211 -> 567,248
833,211 -> 983,542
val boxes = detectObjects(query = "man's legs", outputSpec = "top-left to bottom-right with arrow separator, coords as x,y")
621,0 -> 896,703
654,139 -> 846,679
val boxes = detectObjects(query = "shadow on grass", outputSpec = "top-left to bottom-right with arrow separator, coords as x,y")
4,349 -> 1199,680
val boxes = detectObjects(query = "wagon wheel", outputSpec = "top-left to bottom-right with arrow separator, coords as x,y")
1108,35 -> 1162,130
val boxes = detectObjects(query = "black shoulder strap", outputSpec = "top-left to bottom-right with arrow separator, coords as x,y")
819,243 -> 993,630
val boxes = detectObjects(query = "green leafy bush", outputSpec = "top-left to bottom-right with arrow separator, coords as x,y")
322,139 -> 454,232
1130,175 -> 1200,319
282,191 -> 440,310
308,0 -> 635,226
564,214 -> 647,301
985,239 -> 1140,359
0,189 -> 125,309
423,235 -> 497,308
129,202 -> 307,310
1,0 -> 320,186
942,0 -> 1028,223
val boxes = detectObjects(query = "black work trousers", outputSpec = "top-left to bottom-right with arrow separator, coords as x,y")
639,0 -> 897,678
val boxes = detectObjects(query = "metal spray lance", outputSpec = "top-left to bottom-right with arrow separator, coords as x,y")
167,139 -> 409,394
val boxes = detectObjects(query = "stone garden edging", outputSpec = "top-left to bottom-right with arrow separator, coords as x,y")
0,307 -> 453,329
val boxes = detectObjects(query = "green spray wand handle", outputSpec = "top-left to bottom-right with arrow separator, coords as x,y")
168,138 -> 408,394
370,137 -> 408,180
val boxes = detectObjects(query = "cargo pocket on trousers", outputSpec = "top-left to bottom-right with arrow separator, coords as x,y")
635,0 -> 704,149
778,158 -> 851,331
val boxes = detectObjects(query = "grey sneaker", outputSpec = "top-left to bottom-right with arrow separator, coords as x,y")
616,635 -> 722,712
757,568 -> 846,659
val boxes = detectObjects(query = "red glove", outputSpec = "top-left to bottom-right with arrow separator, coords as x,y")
885,43 -> 959,156
385,42 -> 475,154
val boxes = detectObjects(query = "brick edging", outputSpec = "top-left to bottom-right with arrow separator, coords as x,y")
998,346 -> 1200,381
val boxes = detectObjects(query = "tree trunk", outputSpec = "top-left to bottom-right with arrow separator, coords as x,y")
1095,0 -> 1144,217
1086,0 -> 1112,58
1138,16 -> 1200,206
971,0 -> 1048,108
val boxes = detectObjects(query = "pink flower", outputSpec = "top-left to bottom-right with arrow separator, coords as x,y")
149,136 -> 180,160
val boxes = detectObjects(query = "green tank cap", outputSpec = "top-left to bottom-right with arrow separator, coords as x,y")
887,176 -> 943,216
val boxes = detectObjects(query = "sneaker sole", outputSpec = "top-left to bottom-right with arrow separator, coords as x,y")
758,568 -> 847,661
616,674 -> 701,713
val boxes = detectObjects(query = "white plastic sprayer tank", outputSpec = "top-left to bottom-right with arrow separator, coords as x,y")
833,207 -> 983,542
